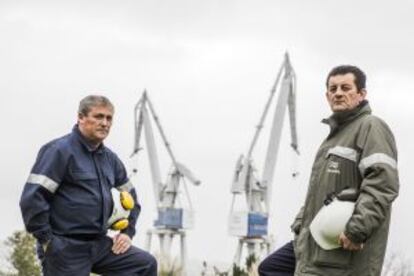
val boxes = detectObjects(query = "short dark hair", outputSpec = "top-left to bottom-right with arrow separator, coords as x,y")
326,65 -> 366,91
78,95 -> 114,116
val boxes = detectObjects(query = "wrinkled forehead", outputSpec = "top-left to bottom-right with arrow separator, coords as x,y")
90,104 -> 114,113
327,73 -> 356,87
83,104 -> 114,116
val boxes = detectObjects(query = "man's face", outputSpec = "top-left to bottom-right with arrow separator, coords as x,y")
78,105 -> 114,145
326,73 -> 366,112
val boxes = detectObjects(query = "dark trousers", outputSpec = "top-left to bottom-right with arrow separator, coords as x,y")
38,235 -> 157,276
258,241 -> 296,276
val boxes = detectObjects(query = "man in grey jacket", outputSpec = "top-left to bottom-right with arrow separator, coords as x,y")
259,65 -> 399,276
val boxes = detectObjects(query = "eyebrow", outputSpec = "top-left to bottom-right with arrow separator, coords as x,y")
94,113 -> 113,118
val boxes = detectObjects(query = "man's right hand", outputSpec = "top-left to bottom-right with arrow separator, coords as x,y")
338,232 -> 364,251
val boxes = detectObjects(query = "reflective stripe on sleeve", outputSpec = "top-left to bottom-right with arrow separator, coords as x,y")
27,174 -> 59,193
326,146 -> 358,162
116,181 -> 134,192
358,153 -> 398,174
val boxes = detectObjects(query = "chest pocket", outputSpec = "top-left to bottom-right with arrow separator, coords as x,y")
72,171 -> 97,180
69,171 -> 98,189
324,146 -> 361,192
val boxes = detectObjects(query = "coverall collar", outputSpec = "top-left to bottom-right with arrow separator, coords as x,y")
72,125 -> 105,154
322,100 -> 371,139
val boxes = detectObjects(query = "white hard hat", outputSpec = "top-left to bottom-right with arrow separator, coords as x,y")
108,188 -> 134,231
310,198 -> 355,250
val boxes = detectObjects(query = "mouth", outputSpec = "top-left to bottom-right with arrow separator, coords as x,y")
97,129 -> 108,134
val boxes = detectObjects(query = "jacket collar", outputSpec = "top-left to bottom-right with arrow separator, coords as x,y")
72,125 -> 105,154
322,100 -> 371,138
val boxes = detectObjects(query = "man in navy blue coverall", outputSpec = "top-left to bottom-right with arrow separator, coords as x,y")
20,95 -> 157,276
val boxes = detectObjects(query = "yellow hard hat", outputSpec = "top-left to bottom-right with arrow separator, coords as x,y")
108,188 -> 134,231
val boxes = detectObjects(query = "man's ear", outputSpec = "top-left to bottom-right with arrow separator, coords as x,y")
359,89 -> 367,99
78,113 -> 84,123
325,91 -> 333,106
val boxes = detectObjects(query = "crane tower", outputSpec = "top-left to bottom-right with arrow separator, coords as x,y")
228,53 -> 299,265
131,91 -> 200,275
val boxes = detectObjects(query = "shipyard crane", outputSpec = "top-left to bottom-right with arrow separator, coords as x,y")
228,53 -> 299,265
131,91 -> 201,275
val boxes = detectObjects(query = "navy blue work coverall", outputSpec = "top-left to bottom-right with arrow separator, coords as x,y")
20,126 -> 157,276
258,241 -> 296,276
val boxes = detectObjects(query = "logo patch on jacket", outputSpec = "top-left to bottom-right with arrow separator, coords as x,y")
327,161 -> 340,174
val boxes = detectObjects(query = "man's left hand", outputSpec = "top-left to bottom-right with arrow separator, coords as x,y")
338,232 -> 364,251
112,233 -> 132,255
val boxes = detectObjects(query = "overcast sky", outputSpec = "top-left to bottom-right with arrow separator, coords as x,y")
1,0 -> 413,267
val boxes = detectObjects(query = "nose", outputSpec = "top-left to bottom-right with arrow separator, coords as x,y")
334,88 -> 345,97
100,117 -> 111,126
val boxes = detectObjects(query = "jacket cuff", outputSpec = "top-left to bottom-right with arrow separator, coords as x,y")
121,227 -> 135,239
34,230 -> 53,244
290,220 -> 302,235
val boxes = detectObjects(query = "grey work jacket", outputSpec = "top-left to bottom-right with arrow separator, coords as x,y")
292,102 -> 399,276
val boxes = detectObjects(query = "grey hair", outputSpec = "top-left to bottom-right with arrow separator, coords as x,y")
78,95 -> 114,116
